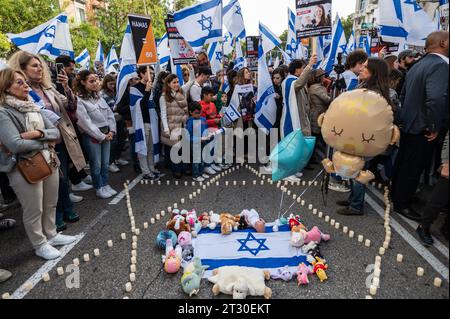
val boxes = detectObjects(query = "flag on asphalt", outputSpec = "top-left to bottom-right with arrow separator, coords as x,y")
7,13 -> 74,60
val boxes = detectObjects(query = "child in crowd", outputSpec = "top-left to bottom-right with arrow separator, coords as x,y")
240,209 -> 266,233
186,102 -> 210,182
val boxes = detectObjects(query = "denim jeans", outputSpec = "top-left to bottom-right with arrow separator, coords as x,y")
110,118 -> 126,164
164,145 -> 184,174
55,143 -> 74,223
83,134 -> 111,190
348,179 -> 365,212
192,163 -> 204,178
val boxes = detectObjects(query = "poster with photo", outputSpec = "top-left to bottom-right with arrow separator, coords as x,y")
296,0 -> 332,39
164,15 -> 197,65
246,36 -> 260,72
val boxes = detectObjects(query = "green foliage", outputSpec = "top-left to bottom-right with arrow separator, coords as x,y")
341,16 -> 354,41
71,22 -> 103,62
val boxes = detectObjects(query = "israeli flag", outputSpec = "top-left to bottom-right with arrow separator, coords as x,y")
208,41 -> 223,74
379,0 -> 437,47
157,33 -> 170,70
194,223 -> 309,277
173,0 -> 223,52
106,45 -> 119,74
75,49 -> 90,70
319,16 -> 347,74
233,38 -> 247,71
222,31 -> 234,55
116,23 -> 137,105
255,22 -> 281,134
358,35 -> 371,55
94,40 -> 105,69
315,36 -> 325,68
223,102 -> 241,125
223,0 -> 246,40
280,49 -> 292,65
7,14 -> 74,60
346,31 -> 357,54
286,8 -> 298,59
274,56 -> 280,69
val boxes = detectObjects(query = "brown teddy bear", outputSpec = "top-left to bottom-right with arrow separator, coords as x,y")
167,215 -> 191,235
220,213 -> 237,235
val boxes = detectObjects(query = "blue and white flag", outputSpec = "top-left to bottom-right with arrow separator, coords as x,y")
223,0 -> 246,40
173,0 -> 223,52
208,41 -> 223,74
281,75 -> 301,138
129,87 -> 161,161
346,31 -> 357,54
319,16 -> 347,74
106,45 -> 119,74
223,101 -> 241,125
7,14 -> 74,60
233,39 -> 247,71
194,223 -> 309,277
286,8 -> 298,59
342,70 -> 359,91
280,49 -> 292,65
75,48 -> 90,70
255,22 -> 281,134
358,35 -> 371,55
222,31 -> 234,55
379,0 -> 437,46
157,33 -> 170,70
116,23 -> 137,105
315,36 -> 325,68
94,40 -> 105,70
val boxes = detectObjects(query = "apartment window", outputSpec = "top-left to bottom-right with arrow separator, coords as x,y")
359,0 -> 368,12
75,2 -> 86,24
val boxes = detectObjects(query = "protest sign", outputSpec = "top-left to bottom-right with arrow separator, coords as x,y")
164,14 -> 197,65
128,14 -> 158,65
296,0 -> 332,39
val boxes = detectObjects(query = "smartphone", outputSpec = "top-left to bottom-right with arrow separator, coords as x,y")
56,63 -> 64,75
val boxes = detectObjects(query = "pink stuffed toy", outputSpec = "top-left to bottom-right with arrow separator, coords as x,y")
303,226 -> 331,244
186,210 -> 197,227
297,263 -> 312,286
178,231 -> 192,248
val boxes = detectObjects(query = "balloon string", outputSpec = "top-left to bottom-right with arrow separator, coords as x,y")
277,189 -> 285,221
280,169 -> 325,219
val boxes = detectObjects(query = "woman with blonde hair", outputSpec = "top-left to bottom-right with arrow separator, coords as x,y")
8,51 -> 86,232
0,68 -> 76,260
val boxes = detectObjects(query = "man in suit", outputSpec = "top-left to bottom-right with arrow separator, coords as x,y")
392,31 -> 449,221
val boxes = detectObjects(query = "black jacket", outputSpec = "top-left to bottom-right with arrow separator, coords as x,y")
399,54 -> 449,135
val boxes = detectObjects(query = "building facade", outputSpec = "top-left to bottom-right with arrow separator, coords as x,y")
58,0 -> 106,25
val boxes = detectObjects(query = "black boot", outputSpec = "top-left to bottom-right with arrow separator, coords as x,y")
416,225 -> 434,246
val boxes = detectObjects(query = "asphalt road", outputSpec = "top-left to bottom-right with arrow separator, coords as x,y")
0,163 -> 448,300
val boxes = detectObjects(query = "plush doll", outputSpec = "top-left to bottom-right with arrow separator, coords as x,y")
198,212 -> 210,228
220,213 -> 237,235
208,266 -> 272,299
318,89 -> 400,184
181,245 -> 195,263
288,214 -> 307,230
271,266 -> 295,281
301,241 -> 318,254
209,211 -> 221,230
162,239 -> 181,274
186,210 -> 198,228
167,215 -> 191,235
303,226 -> 331,245
240,209 -> 266,233
181,257 -> 209,297
236,215 -> 248,230
297,263 -> 312,286
290,225 -> 305,247
311,257 -> 328,282
178,231 -> 192,249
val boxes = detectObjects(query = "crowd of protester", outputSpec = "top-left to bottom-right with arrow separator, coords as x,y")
0,30 -> 448,284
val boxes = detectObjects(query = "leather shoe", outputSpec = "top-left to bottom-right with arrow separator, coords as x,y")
336,200 -> 350,207
395,208 -> 422,221
337,207 -> 364,216
416,225 -> 434,246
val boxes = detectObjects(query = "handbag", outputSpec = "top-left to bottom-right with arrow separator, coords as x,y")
16,151 -> 53,184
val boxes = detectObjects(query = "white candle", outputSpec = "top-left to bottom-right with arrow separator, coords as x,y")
343,226 -> 348,233
301,200 -> 306,206
135,229 -> 140,236
325,216 -> 330,222
83,254 -> 90,262
365,239 -> 371,247
417,267 -> 424,277
372,277 -> 380,288
42,273 -> 50,282
358,235 -> 364,243
313,208 -> 318,214
335,222 -> 340,229
370,285 -> 377,296
125,282 -> 132,292
374,267 -> 381,278
318,212 -> 324,218
150,218 -> 155,224
130,265 -> 136,273
2,293 -> 11,299
131,250 -> 137,257
121,233 -> 126,240
94,248 -> 100,257
349,231 -> 355,238
330,219 -> 335,226
132,242 -> 137,250
181,198 -> 185,204
434,277 -> 442,287
397,253 -> 404,263
73,258 -> 80,266
131,256 -> 137,264
308,204 -> 313,210
132,236 -> 137,243
379,247 -> 385,255
130,273 -> 136,282
57,267 -> 64,276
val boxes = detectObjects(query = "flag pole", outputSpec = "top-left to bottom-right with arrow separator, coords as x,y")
311,37 -> 317,56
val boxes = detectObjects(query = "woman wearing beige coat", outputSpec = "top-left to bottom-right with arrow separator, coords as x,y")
9,52 -> 86,232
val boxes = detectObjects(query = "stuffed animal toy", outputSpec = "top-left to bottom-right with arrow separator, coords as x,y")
156,230 -> 178,251
167,215 -> 191,235
208,266 -> 272,299
301,241 -> 318,254
186,210 -> 198,228
162,239 -> 181,274
198,212 -> 210,228
271,266 -> 295,281
220,213 -> 237,235
311,257 -> 328,282
297,263 -> 312,286
178,231 -> 192,248
181,257 -> 209,297
209,211 -> 221,230
236,215 -> 248,230
290,225 -> 305,247
181,245 -> 195,263
318,89 -> 400,184
288,214 -> 307,230
303,226 -> 330,245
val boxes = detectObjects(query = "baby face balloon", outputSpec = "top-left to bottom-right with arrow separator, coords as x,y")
319,89 -> 399,157
318,89 -> 400,183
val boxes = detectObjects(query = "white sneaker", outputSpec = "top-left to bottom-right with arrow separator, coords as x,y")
202,174 -> 210,179
72,181 -> 93,192
35,244 -> 61,260
211,164 -> 222,172
204,167 -> 216,175
69,193 -> 84,203
328,181 -> 351,193
104,185 -> 118,196
283,175 -> 301,182
193,176 -> 205,182
109,163 -> 120,173
116,158 -> 129,166
96,187 -> 113,199
83,175 -> 92,184
48,234 -> 77,246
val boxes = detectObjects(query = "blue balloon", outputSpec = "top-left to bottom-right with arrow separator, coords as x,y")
270,129 -> 316,181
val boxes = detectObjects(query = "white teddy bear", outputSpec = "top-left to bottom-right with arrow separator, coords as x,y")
208,266 -> 272,299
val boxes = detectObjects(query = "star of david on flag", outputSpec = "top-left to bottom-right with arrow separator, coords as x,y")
198,14 -> 213,31
237,233 -> 270,256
